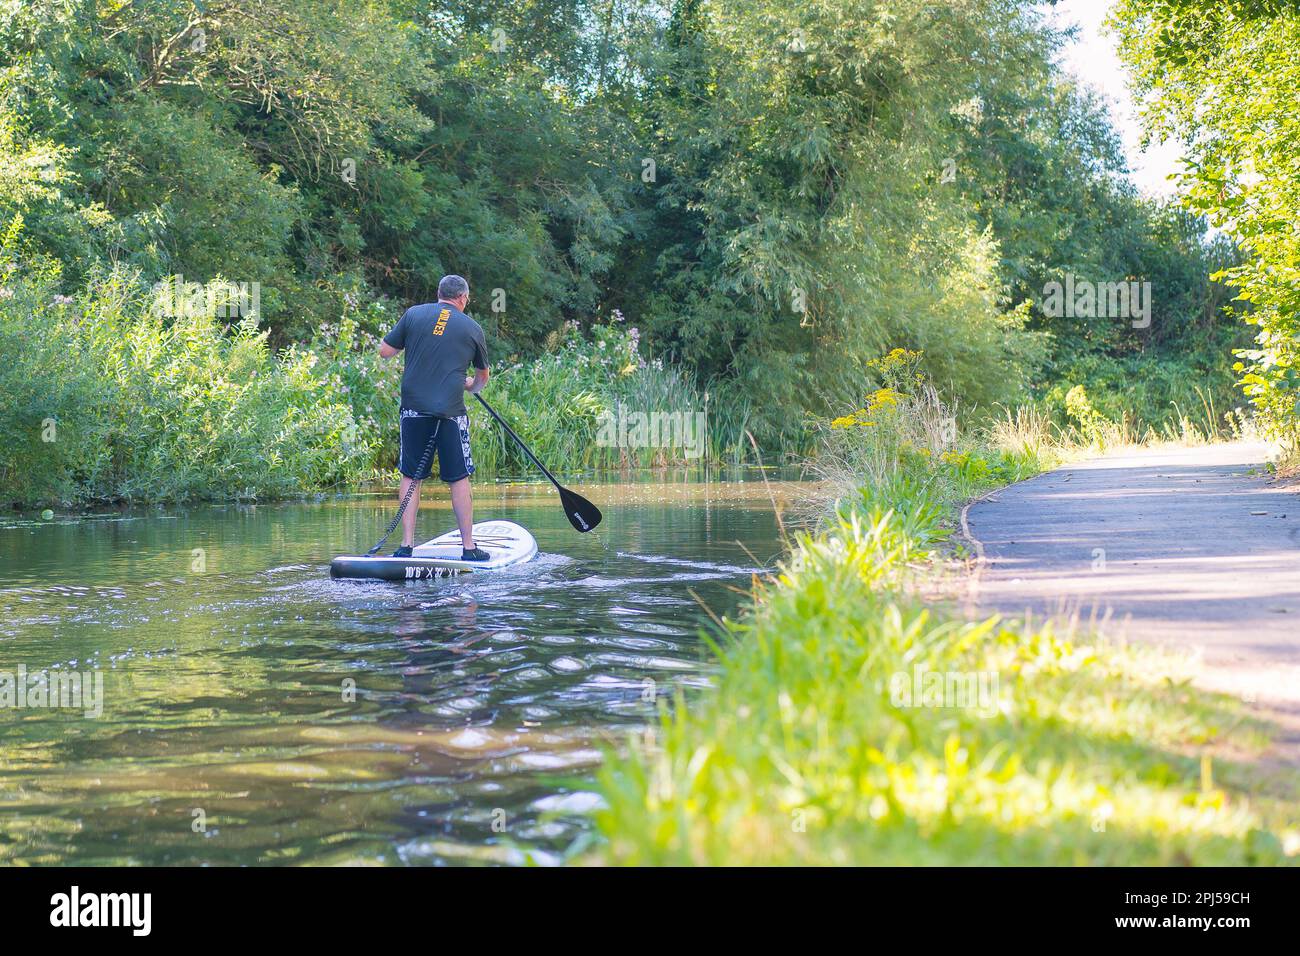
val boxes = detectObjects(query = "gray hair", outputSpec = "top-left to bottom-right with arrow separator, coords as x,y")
438,274 -> 469,299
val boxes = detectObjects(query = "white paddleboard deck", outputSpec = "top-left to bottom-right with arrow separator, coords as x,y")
330,520 -> 538,580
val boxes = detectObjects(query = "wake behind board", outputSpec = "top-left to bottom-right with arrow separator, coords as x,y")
330,520 -> 538,581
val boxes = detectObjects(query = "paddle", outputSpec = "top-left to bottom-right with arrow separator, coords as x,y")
474,393 -> 603,533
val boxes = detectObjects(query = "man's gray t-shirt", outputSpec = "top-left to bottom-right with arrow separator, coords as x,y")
383,302 -> 488,418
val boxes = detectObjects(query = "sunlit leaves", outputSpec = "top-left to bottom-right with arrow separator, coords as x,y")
1113,0 -> 1300,450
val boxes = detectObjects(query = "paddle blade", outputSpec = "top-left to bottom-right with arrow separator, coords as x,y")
559,485 -> 602,532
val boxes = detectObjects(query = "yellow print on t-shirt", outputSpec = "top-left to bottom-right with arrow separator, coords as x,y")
433,308 -> 450,336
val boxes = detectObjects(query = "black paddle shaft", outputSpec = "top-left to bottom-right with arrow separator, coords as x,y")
474,393 -> 603,533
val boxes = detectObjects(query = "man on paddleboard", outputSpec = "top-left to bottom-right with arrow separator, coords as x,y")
379,275 -> 491,560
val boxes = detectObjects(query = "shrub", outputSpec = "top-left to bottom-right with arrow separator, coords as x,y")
0,263 -> 377,505
813,350 -> 1045,514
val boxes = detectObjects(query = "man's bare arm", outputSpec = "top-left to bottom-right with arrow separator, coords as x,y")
464,368 -> 490,393
379,341 -> 401,359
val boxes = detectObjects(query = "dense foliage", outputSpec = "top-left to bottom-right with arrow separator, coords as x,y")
0,258 -> 715,502
0,0 -> 1245,503
0,263 -> 378,504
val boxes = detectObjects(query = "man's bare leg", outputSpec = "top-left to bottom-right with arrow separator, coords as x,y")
399,476 -> 422,548
449,477 -> 475,550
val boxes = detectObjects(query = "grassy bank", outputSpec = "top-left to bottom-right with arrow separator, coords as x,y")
0,266 -> 741,508
2,254 -> 1247,509
592,354 -> 1296,865
1,267 -> 377,505
314,301 -> 741,482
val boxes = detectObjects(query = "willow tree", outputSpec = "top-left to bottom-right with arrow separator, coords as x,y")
625,0 -> 1060,441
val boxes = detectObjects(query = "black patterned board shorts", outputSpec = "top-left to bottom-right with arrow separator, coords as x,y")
398,408 -> 474,482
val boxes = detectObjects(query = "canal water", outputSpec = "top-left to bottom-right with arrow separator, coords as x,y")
0,474 -> 802,864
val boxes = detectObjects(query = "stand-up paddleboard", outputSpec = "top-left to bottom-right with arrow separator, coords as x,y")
330,520 -> 537,581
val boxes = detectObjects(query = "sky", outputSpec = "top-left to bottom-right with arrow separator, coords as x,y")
1042,0 -> 1185,198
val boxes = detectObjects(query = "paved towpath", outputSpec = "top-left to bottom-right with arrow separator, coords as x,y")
965,442 -> 1300,756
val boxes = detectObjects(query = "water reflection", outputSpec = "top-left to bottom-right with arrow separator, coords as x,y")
0,474 -> 801,864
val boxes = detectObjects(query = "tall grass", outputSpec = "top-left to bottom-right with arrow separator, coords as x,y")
809,349 -> 1046,516
322,308 -> 760,481
1042,350 -> 1244,442
1,267 -> 762,506
1015,382 -> 1250,454
470,320 -> 755,475
595,504 -> 1292,864
593,350 -> 1295,865
1,266 -> 377,505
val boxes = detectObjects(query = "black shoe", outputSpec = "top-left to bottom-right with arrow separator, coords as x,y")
461,547 -> 490,562
392,545 -> 413,558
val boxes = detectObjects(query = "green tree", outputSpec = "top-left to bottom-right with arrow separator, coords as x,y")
1112,0 -> 1300,448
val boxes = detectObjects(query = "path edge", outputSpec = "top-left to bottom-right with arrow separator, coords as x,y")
955,463 -> 1073,617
